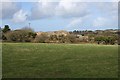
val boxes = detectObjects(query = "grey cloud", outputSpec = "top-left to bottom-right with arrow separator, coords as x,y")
0,2 -> 21,19
30,2 -> 90,20
30,2 -> 58,20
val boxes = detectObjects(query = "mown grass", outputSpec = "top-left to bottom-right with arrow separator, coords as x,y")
2,43 -> 118,78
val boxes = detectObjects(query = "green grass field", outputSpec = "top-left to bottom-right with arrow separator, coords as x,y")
2,43 -> 118,78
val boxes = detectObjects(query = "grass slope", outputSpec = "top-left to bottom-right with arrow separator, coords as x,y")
2,43 -> 118,78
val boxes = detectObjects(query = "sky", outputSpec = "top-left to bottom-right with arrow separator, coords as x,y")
0,0 -> 119,31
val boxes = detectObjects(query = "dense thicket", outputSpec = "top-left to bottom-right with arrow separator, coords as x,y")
1,25 -> 119,45
1,26 -> 36,42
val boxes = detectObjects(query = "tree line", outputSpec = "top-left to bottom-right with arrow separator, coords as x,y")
0,25 -> 119,45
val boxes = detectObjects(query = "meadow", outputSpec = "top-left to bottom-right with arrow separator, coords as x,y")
2,43 -> 118,78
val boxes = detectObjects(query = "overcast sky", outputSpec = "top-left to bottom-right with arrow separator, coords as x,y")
0,0 -> 118,31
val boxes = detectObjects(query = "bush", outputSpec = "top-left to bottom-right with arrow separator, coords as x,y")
67,34 -> 76,43
34,33 -> 49,43
5,30 -> 36,42
95,36 -> 117,45
2,25 -> 11,33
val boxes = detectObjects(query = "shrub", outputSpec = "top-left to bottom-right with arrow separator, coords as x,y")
2,25 -> 11,33
34,33 -> 49,43
95,36 -> 117,45
67,34 -> 76,43
5,30 -> 36,42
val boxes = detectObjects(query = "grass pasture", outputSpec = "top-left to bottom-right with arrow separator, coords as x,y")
2,43 -> 118,78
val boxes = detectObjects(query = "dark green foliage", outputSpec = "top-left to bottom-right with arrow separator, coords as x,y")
5,30 -> 36,42
28,32 -> 37,38
2,34 -> 7,40
70,29 -> 119,45
2,25 -> 11,33
1,26 -> 36,42
95,36 -> 117,45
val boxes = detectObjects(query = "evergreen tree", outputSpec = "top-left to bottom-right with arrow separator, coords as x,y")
2,25 -> 11,33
